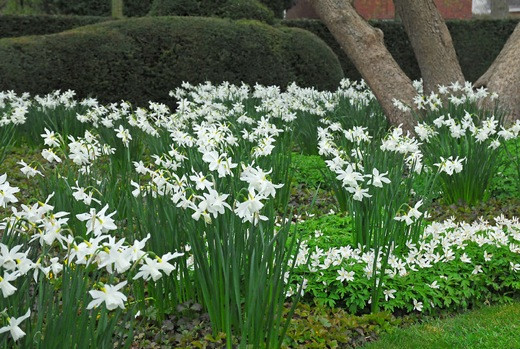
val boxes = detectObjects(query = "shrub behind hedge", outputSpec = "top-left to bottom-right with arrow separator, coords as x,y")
283,19 -> 520,83
38,0 -> 152,17
0,17 -> 343,106
149,0 -> 275,23
0,15 -> 110,39
448,19 -> 520,82
258,0 -> 292,19
216,0 -> 275,23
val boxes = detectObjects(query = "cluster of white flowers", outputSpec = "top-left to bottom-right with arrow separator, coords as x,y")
317,123 -> 425,204
1,79 -> 519,342
0,174 -> 184,342
286,215 -> 520,309
130,87 -> 289,225
434,156 -> 465,175
498,120 -> 520,140
381,127 -> 424,173
394,200 -> 424,226
414,111 -> 501,147
395,80 -> 499,112
0,174 -> 19,208
35,89 -> 78,111
0,91 -> 30,126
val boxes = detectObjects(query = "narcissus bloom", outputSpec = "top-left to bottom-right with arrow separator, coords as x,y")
0,309 -> 31,341
76,205 -> 117,236
0,174 -> 19,208
0,271 -> 19,297
87,281 -> 127,311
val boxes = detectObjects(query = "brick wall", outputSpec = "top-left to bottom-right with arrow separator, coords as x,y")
434,0 -> 472,19
355,0 -> 395,19
286,0 -> 473,20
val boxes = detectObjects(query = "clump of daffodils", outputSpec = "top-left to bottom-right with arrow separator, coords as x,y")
0,174 -> 184,343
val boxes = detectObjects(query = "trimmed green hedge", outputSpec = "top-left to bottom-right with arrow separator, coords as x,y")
0,15 -> 110,39
448,19 -> 520,82
283,19 -> 520,82
0,17 -> 343,106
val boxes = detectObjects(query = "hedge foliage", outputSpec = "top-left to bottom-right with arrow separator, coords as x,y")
283,19 -> 520,82
148,0 -> 275,23
448,19 -> 520,82
257,0 -> 293,18
0,14 -> 110,38
35,0 -> 152,17
3,16 -> 517,82
4,0 -> 288,18
216,0 -> 275,23
0,17 -> 343,106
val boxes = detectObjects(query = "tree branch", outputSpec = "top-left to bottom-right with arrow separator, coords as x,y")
309,0 -> 417,131
394,0 -> 464,94
476,23 -> 520,123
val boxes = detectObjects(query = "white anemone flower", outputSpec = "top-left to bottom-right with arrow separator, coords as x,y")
413,299 -> 423,312
383,289 -> 396,301
336,268 -> 355,283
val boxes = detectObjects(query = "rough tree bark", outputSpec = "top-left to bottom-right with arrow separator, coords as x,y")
475,23 -> 520,122
394,0 -> 465,94
313,0 -> 520,126
309,0 -> 417,131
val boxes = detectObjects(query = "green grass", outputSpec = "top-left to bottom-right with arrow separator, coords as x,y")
489,137 -> 520,199
294,213 -> 353,249
0,145 -> 45,220
290,153 -> 328,190
364,302 -> 520,349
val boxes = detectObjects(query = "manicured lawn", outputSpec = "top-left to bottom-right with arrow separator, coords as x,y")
365,302 -> 520,349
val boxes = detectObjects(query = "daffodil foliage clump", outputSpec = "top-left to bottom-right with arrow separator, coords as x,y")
401,80 -> 520,205
0,83 -> 302,348
0,175 -> 183,348
0,80 -> 519,348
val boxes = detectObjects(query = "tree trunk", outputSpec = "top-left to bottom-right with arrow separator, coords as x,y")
394,0 -> 465,94
309,0 -> 417,131
490,0 -> 509,19
475,23 -> 520,123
